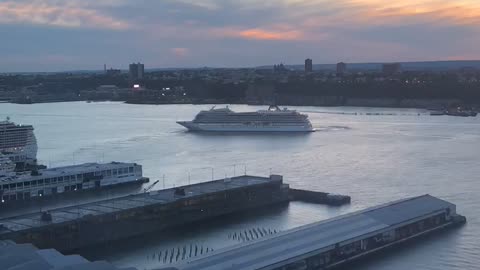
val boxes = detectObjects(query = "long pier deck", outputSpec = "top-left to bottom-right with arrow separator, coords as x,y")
166,195 -> 465,270
0,175 -> 289,251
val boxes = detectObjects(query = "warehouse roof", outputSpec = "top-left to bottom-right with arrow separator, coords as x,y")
0,240 -> 136,270
170,195 -> 454,270
0,175 -> 277,234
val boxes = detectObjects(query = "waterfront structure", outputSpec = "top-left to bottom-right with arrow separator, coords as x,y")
0,119 -> 38,168
106,68 -> 122,76
0,154 -> 15,177
383,63 -> 401,75
0,162 -> 146,202
305,58 -> 313,73
169,195 -> 465,270
177,106 -> 314,132
0,240 -> 135,270
337,62 -> 347,75
129,63 -> 145,80
0,175 -> 289,251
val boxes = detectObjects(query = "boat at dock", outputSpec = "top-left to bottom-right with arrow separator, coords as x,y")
177,106 -> 315,132
430,108 -> 478,117
0,162 -> 148,203
445,110 -> 477,117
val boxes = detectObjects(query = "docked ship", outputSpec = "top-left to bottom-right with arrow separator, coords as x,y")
0,118 -> 38,169
0,162 -> 148,203
177,106 -> 315,132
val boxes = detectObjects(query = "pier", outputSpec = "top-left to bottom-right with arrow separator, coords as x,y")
0,240 -> 133,270
289,188 -> 351,206
0,175 -> 289,252
165,195 -> 465,270
0,194 -> 465,270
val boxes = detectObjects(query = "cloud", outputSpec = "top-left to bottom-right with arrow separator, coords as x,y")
0,0 -> 130,30
210,27 -> 305,41
237,28 -> 303,41
1,0 -> 480,72
293,0 -> 480,28
171,47 -> 189,57
175,0 -> 220,10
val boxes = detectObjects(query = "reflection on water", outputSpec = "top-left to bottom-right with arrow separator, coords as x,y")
1,102 -> 479,270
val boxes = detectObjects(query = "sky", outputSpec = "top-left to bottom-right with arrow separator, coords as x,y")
0,0 -> 479,72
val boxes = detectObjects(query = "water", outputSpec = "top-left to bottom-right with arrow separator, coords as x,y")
1,102 -> 479,270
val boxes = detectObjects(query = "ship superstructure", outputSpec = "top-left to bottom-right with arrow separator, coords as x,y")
0,119 -> 38,167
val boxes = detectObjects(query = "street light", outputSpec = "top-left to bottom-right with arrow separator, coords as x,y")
235,163 -> 247,175
39,193 -> 43,212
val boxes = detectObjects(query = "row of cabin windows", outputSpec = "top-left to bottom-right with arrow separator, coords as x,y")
1,184 -> 84,201
103,167 -> 134,177
10,155 -> 27,162
0,167 -> 135,190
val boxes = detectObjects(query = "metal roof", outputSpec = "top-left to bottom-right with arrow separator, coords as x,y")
170,195 -> 454,270
0,175 -> 275,235
0,162 -> 139,183
0,240 -> 136,270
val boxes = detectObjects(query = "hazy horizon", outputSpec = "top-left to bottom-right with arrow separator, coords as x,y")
2,59 -> 480,74
1,0 -> 480,72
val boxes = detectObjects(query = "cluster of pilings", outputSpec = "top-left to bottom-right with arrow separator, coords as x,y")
228,227 -> 280,242
147,244 -> 214,264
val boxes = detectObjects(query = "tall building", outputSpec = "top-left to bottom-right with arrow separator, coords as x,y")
336,62 -> 347,75
129,63 -> 145,80
273,63 -> 287,73
305,58 -> 313,73
382,63 -> 401,75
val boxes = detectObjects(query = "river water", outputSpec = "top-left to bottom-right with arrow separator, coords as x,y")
1,102 -> 479,270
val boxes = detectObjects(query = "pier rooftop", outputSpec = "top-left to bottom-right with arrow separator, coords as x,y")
0,240 -> 136,270
0,161 -> 139,184
168,195 -> 458,270
0,175 -> 279,235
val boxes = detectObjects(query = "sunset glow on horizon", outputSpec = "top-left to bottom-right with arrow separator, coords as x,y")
0,0 -> 479,71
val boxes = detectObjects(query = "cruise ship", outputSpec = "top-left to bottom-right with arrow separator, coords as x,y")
177,106 -> 315,132
0,118 -> 38,168
0,162 -> 148,202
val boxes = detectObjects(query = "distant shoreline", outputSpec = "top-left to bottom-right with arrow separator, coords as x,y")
6,98 -> 479,112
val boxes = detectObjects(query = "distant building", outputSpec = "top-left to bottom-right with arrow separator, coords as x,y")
129,63 -> 145,80
305,59 -> 313,73
336,62 -> 347,75
106,68 -> 121,76
273,63 -> 287,73
382,63 -> 401,75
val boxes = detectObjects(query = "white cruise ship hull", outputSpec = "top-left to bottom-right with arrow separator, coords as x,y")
177,121 -> 315,132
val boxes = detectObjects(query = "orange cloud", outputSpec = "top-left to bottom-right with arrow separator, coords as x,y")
300,0 -> 480,27
0,1 -> 129,30
211,27 -> 304,41
352,0 -> 480,24
237,28 -> 303,40
171,47 -> 189,57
